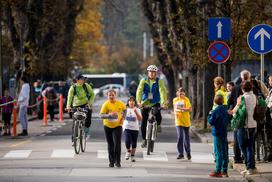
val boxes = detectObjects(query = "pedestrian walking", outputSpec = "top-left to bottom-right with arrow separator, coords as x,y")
233,81 -> 258,175
173,87 -> 192,160
0,89 -> 14,136
123,96 -> 142,162
17,76 -> 30,136
208,94 -> 229,178
100,89 -> 126,168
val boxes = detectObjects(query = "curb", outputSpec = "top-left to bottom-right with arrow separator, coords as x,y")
190,126 -> 212,143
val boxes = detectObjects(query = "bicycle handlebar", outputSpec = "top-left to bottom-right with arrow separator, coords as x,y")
70,107 -> 89,113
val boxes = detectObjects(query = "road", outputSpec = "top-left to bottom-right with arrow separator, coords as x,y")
0,96 -> 246,182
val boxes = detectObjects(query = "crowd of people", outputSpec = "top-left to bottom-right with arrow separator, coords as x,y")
1,66 -> 272,178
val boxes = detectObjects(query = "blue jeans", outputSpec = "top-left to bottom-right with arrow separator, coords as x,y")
237,128 -> 256,170
176,126 -> 191,156
19,106 -> 28,130
213,136 -> 229,173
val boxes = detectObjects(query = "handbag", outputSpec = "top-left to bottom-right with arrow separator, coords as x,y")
231,96 -> 247,129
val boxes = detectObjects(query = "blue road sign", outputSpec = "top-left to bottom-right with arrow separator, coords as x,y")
247,24 -> 272,54
208,41 -> 231,64
208,18 -> 231,41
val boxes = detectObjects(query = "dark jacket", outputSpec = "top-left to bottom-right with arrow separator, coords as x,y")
208,105 -> 229,137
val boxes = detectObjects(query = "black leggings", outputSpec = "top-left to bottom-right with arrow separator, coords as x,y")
124,129 -> 138,149
141,103 -> 162,140
104,126 -> 122,164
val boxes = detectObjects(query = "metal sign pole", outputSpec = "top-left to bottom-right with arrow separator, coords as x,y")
217,64 -> 221,76
260,54 -> 264,82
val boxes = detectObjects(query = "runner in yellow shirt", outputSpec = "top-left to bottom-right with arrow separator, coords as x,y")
173,87 -> 192,160
100,89 -> 126,168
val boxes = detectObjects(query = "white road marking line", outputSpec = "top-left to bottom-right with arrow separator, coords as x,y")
143,151 -> 168,161
190,152 -> 214,164
51,149 -> 75,158
4,150 -> 32,158
97,150 -> 108,159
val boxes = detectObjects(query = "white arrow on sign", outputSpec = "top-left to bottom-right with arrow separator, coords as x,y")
254,28 -> 270,51
217,21 -> 223,38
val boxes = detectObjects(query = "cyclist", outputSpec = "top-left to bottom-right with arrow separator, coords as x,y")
66,74 -> 95,134
136,64 -> 167,148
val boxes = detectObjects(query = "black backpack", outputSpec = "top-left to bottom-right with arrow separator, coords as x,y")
252,79 -> 267,123
73,83 -> 91,100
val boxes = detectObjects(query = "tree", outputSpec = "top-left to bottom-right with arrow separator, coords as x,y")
1,0 -> 84,82
141,0 -> 272,128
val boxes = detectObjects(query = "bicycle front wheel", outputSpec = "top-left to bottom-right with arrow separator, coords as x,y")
73,121 -> 81,154
147,125 -> 153,155
80,123 -> 87,152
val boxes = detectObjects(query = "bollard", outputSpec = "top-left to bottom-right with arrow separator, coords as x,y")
59,94 -> 63,122
12,101 -> 17,137
43,96 -> 47,126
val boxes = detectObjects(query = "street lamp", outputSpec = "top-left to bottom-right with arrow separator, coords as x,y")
197,0 -> 209,128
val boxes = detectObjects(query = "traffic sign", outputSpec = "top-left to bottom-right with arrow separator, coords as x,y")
208,41 -> 231,64
208,18 -> 231,41
247,24 -> 272,54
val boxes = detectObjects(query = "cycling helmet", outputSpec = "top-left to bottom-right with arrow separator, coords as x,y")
147,65 -> 158,72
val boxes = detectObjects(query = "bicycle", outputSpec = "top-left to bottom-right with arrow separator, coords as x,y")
71,107 -> 88,154
145,106 -> 162,155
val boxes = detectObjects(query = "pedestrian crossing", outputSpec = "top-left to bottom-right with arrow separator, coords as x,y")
1,149 -> 214,163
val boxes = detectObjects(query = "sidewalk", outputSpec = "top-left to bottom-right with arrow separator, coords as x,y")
191,124 -> 272,182
0,114 -> 69,139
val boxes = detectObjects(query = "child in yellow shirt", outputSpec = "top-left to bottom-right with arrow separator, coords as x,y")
100,89 -> 126,168
173,87 -> 192,160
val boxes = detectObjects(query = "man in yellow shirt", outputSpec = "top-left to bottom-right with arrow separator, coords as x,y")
173,87 -> 192,160
100,89 -> 126,168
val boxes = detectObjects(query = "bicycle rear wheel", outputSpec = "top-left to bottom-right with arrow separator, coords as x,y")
80,123 -> 87,152
73,121 -> 81,154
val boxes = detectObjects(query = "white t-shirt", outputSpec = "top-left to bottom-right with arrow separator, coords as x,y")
123,107 -> 141,131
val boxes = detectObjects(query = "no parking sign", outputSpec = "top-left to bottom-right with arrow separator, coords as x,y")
208,41 -> 231,64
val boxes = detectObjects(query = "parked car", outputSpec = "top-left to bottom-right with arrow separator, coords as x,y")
94,84 -> 127,97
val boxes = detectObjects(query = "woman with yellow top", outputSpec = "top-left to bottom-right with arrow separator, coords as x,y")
173,87 -> 192,160
213,76 -> 228,110
100,89 -> 126,168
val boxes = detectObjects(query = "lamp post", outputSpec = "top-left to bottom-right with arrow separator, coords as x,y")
197,0 -> 209,128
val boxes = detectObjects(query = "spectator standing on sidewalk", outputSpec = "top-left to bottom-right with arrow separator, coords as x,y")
123,96 -> 142,162
226,81 -> 234,100
208,94 -> 229,178
212,76 -> 228,110
173,87 -> 192,160
228,70 -> 268,164
233,81 -> 257,175
0,89 -> 14,136
17,76 -> 30,136
100,89 -> 126,168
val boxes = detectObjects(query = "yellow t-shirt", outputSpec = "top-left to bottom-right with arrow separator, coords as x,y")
173,97 -> 191,127
212,89 -> 228,110
100,100 -> 126,128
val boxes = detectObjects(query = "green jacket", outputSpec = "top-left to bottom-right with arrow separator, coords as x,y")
66,83 -> 95,108
136,78 -> 167,107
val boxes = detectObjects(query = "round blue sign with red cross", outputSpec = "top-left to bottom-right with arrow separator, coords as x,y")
208,41 -> 231,64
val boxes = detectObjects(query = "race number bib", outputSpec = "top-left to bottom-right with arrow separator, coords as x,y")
148,93 -> 153,100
